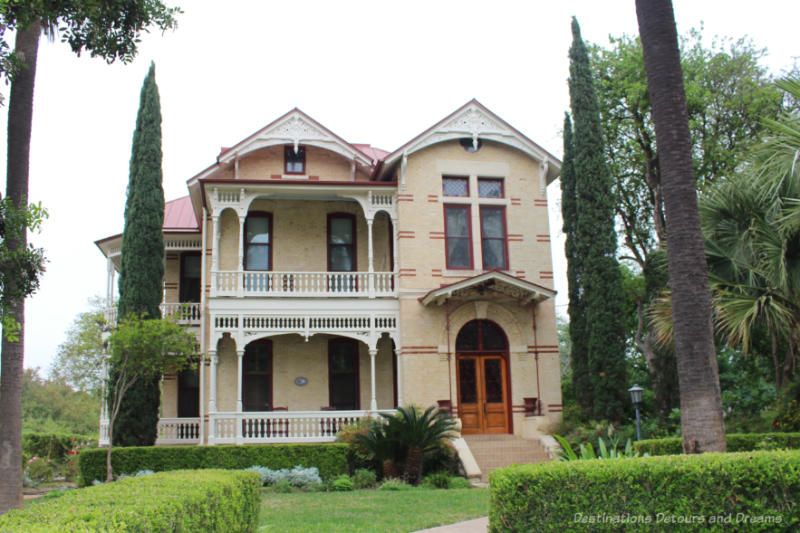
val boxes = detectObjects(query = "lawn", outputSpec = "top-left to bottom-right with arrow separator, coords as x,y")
258,488 -> 489,532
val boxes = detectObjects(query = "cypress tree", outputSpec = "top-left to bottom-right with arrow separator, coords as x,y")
567,18 -> 628,422
111,63 -> 165,446
561,114 -> 592,413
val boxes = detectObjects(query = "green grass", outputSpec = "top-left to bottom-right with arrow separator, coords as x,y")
258,488 -> 488,532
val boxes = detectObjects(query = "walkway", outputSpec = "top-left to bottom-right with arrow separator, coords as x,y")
412,516 -> 488,532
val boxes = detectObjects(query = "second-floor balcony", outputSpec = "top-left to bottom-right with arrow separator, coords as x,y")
212,270 -> 396,298
104,302 -> 202,326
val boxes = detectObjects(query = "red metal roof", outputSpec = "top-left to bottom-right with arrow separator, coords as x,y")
164,196 -> 199,230
351,144 -> 389,162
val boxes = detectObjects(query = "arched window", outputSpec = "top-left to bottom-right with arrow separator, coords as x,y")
456,320 -> 507,352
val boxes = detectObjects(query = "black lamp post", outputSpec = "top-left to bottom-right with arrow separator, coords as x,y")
628,385 -> 643,441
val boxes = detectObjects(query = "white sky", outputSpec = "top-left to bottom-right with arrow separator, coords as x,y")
2,0 -> 797,373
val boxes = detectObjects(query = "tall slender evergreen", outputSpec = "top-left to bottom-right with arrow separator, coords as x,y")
561,114 -> 592,412
567,18 -> 628,422
111,63 -> 165,446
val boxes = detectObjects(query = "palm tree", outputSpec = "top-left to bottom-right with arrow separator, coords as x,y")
0,23 -> 40,514
635,0 -> 726,453
380,406 -> 457,485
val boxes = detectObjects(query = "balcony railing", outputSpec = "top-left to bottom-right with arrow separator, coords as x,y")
103,302 -> 201,326
99,417 -> 202,446
212,271 -> 396,298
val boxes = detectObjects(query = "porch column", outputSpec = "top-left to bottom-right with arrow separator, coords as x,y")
106,257 -> 114,307
367,217 -> 375,298
208,352 -> 218,413
236,350 -> 244,412
395,347 -> 403,407
237,214 -> 246,297
211,214 -> 220,296
369,348 -> 378,411
391,218 -> 399,287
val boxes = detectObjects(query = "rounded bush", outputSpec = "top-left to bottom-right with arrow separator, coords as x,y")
331,475 -> 354,491
352,468 -> 377,489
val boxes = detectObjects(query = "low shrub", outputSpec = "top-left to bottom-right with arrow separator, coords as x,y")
490,450 -> 800,532
22,433 -> 97,462
331,474 -> 354,491
423,471 -> 452,489
25,457 -> 54,483
244,465 -> 322,487
0,469 -> 260,532
448,476 -> 472,489
634,432 -> 800,456
378,478 -> 414,491
78,443 -> 347,486
352,468 -> 377,489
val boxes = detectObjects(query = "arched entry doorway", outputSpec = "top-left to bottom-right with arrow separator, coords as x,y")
456,320 -> 511,434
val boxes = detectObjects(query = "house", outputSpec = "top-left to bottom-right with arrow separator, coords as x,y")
95,100 -> 562,451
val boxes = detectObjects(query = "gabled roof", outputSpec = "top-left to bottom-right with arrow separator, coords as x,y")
380,99 -> 561,184
419,270 -> 556,307
164,196 -> 199,230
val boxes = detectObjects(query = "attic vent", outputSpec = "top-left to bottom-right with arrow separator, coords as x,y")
459,137 -> 482,152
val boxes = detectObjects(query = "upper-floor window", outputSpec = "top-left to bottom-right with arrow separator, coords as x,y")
328,213 -> 356,272
245,212 -> 272,270
442,176 -> 469,197
285,146 -> 306,174
480,206 -> 508,269
444,204 -> 473,269
179,252 -> 201,302
478,178 -> 504,198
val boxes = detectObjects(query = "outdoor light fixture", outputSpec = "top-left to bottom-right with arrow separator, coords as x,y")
628,385 -> 644,441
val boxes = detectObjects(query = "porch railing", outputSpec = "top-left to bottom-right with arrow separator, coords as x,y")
156,417 -> 201,445
209,409 -> 395,445
103,302 -> 201,326
212,271 -> 396,298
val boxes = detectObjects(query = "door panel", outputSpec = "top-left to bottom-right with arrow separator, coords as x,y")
457,355 -> 509,434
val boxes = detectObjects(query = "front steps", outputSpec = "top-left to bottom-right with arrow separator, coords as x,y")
461,434 -> 552,483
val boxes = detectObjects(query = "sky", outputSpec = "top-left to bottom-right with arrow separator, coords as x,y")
1,0 -> 797,373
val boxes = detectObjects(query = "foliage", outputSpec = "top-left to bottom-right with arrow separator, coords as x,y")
244,464 -> 322,487
331,474 -> 354,492
489,450 -> 800,532
0,469 -> 260,533
112,63 -> 167,447
78,443 -> 349,486
335,418 -> 375,473
633,432 -> 800,456
352,468 -> 377,489
49,297 -> 105,394
774,380 -> 800,431
554,433 -> 645,461
567,18 -> 628,422
377,478 -> 414,491
24,456 -> 53,483
21,368 -> 100,435
0,198 -> 46,341
22,433 -> 96,463
103,314 -> 195,479
422,471 -> 454,489
374,405 -> 458,485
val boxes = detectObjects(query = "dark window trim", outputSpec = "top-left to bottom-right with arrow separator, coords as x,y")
244,211 -> 273,271
327,212 -> 358,272
284,145 -> 306,175
442,175 -> 470,197
479,205 -> 509,270
242,338 -> 273,412
443,204 -> 474,270
179,251 -> 202,303
478,177 -> 505,198
328,338 -> 360,410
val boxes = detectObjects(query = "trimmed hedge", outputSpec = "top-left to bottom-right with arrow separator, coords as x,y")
79,443 -> 348,486
489,450 -> 800,532
634,432 -> 800,456
23,432 -> 97,461
0,469 -> 260,532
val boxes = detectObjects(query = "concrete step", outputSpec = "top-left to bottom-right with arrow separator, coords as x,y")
462,434 -> 551,483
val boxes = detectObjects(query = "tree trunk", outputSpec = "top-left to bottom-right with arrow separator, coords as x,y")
635,0 -> 726,453
405,447 -> 423,485
0,24 -> 40,514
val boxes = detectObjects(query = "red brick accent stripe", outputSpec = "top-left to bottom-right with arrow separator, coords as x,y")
511,197 -> 522,205
432,268 -> 443,277
508,233 -> 523,242
270,174 -> 282,179
534,199 -> 547,207
427,194 -> 439,203
429,231 -> 445,240
309,175 -> 320,181
547,403 -> 563,407
398,231 -> 416,239
402,348 -> 438,354
540,271 -> 553,280
536,234 -> 551,242
528,345 -> 558,349
164,283 -> 178,288
397,194 -> 414,202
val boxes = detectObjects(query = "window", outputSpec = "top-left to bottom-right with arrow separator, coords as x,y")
284,145 -> 305,174
456,320 -> 507,352
177,367 -> 199,418
444,205 -> 472,269
480,206 -> 508,269
243,340 -> 272,411
244,212 -> 271,271
442,176 -> 469,197
478,178 -> 504,198
179,252 -> 201,302
329,339 -> 359,410
328,214 -> 356,272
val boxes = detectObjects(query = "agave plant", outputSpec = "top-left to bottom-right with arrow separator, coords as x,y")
380,405 -> 457,485
553,434 -> 646,461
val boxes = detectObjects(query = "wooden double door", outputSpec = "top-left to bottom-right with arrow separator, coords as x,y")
457,354 -> 509,434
